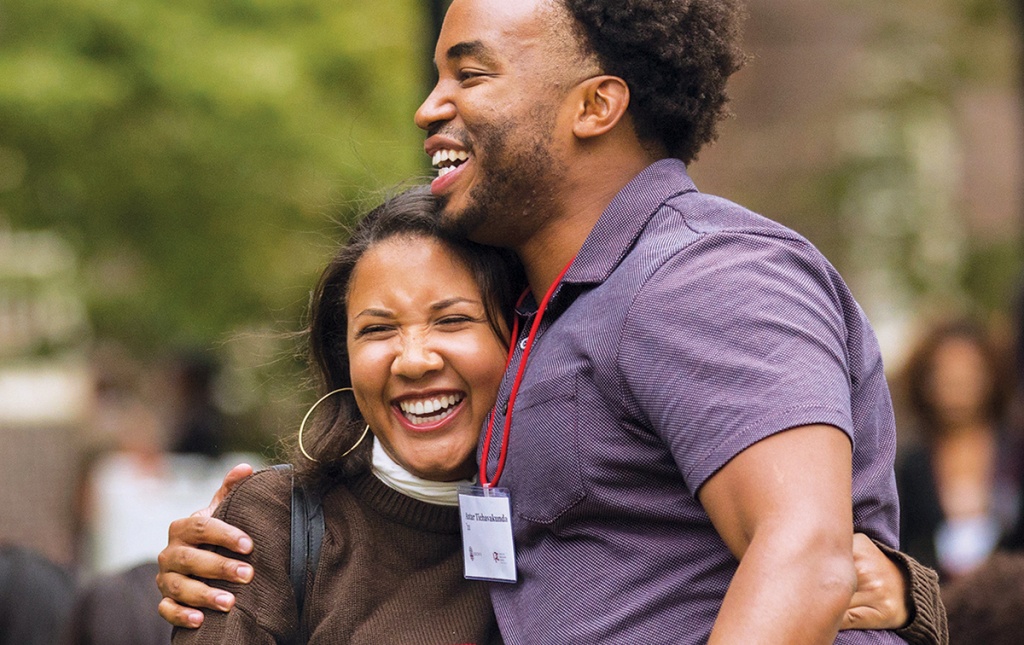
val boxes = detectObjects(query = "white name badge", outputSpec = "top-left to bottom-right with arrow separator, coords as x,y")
458,485 -> 517,583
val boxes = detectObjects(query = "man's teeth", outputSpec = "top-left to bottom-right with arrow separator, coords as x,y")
399,394 -> 463,425
431,149 -> 470,171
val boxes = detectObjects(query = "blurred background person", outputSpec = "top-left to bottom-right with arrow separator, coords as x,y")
76,346 -> 263,577
60,561 -> 170,645
164,349 -> 227,458
57,346 -> 255,644
896,316 -> 1024,580
941,551 -> 1024,645
0,544 -> 75,645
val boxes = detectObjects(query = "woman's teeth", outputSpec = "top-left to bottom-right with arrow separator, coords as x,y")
398,394 -> 463,426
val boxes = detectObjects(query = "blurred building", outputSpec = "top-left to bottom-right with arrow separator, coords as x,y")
0,224 -> 91,565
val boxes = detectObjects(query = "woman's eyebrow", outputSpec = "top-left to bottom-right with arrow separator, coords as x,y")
353,308 -> 394,319
431,297 -> 480,312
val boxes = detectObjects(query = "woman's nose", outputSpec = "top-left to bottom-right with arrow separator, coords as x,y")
392,335 -> 444,379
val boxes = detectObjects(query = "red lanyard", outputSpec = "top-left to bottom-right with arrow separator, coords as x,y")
479,257 -> 576,488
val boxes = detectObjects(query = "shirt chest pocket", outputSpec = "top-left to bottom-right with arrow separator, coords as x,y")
505,372 -> 587,525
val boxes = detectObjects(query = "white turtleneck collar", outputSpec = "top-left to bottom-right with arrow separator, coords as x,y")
370,437 -> 475,507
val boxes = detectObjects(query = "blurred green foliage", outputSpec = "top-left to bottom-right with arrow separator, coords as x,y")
0,0 -> 429,352
820,0 -> 1024,319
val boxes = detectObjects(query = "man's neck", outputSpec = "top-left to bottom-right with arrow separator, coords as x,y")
516,155 -> 658,296
518,221 -> 586,298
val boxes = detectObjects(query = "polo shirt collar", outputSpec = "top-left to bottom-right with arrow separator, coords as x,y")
565,158 -> 696,286
515,158 -> 696,316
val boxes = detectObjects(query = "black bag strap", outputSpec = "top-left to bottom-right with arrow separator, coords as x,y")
271,464 -> 324,644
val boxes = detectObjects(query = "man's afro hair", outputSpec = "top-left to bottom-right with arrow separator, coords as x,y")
562,0 -> 747,163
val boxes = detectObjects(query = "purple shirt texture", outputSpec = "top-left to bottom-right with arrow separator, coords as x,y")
483,159 -> 905,644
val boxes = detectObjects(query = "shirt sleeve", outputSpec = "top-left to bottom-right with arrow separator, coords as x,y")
619,231 -> 855,494
171,469 -> 299,645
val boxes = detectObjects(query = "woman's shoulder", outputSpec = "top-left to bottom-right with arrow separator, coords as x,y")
174,467 -> 303,643
214,466 -> 294,528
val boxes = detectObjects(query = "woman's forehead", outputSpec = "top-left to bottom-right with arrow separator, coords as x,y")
349,236 -> 482,305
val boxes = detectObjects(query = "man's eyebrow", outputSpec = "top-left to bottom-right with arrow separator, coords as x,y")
445,40 -> 499,66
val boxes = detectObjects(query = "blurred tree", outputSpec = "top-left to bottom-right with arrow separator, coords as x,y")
828,0 -> 1022,319
691,0 -> 1022,353
0,0 -> 428,352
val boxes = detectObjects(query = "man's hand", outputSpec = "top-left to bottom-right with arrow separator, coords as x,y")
841,533 -> 909,630
155,463 -> 255,628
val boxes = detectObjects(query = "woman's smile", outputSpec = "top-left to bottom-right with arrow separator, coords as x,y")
394,391 -> 466,429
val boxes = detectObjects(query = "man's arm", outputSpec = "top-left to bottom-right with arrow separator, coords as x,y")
700,424 -> 856,645
171,467 -> 299,644
156,463 -> 256,628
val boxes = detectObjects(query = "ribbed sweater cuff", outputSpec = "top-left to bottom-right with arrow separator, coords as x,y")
873,540 -> 949,645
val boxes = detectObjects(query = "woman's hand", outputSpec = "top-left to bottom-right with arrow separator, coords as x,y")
841,533 -> 909,630
155,463 -> 256,628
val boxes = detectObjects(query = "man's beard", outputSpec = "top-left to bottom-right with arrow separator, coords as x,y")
438,109 -> 565,247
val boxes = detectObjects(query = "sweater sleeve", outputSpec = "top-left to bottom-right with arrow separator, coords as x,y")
171,468 -> 299,645
873,540 -> 949,645
172,607 -> 278,645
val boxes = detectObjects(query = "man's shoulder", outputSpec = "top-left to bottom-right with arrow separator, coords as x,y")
655,189 -> 810,248
629,190 -> 831,287
615,191 -> 856,336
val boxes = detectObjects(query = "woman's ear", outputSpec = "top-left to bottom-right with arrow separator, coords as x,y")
572,75 -> 630,140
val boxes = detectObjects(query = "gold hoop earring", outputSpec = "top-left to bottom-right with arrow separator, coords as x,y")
298,387 -> 370,462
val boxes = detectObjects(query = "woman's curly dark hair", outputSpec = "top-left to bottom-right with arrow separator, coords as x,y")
560,0 -> 747,163
900,317 -> 1014,437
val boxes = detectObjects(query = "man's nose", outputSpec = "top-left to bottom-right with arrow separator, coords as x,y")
415,81 -> 457,133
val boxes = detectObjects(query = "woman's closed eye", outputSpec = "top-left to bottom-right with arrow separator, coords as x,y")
353,323 -> 397,338
436,314 -> 486,329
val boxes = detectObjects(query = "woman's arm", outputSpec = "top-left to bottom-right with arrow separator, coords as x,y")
844,534 -> 908,630
699,424 -> 856,645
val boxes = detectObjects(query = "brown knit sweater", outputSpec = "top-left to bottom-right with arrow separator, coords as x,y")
170,469 -> 945,645
172,468 -> 501,645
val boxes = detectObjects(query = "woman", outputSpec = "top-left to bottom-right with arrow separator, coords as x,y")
164,187 -> 946,644
172,187 -> 522,644
898,318 -> 1024,580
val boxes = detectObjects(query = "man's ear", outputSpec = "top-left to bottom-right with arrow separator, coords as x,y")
572,75 -> 630,140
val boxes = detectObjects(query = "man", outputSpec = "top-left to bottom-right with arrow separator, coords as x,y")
158,1 -> 945,642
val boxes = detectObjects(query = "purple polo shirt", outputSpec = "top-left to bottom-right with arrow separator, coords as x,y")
483,159 -> 904,644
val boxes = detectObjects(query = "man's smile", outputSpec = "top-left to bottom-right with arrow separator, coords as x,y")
432,149 -> 471,178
